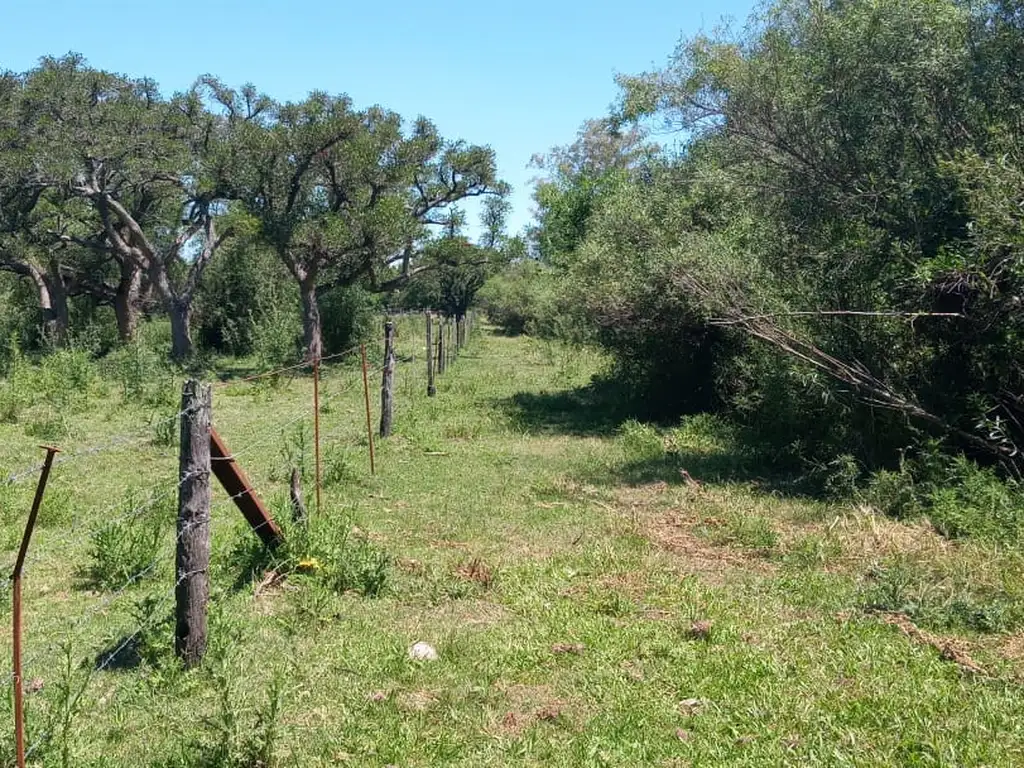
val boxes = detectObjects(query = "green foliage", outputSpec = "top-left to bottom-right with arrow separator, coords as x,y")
477,260 -> 561,337
529,0 -> 1024,506
289,518 -> 390,597
924,458 -> 1024,543
88,491 -> 171,589
196,242 -> 296,357
195,672 -> 282,768
102,326 -> 175,405
319,284 -> 378,355
861,555 -> 1024,634
617,419 -> 665,463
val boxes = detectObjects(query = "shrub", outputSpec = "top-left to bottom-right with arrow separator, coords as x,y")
89,491 -> 172,589
288,515 -> 390,597
617,419 -> 665,463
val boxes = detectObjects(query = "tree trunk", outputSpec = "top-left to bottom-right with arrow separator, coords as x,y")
168,299 -> 193,362
40,271 -> 70,347
114,260 -> 142,342
300,276 -> 323,361
1,259 -> 70,346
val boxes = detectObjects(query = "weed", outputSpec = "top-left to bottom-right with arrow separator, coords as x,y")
864,465 -> 921,520
784,533 -> 843,569
617,419 -> 665,463
860,555 -> 1024,633
196,672 -> 283,767
88,491 -> 171,589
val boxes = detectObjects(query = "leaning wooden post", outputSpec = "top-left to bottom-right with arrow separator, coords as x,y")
380,320 -> 396,438
426,312 -> 436,397
176,380 -> 212,669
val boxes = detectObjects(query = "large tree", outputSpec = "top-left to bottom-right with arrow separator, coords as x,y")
3,55 -> 238,359
208,82 -> 505,360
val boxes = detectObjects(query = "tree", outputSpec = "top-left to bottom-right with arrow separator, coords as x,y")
213,82 -> 505,360
529,118 -> 654,265
535,0 -> 1024,476
4,55 -> 238,359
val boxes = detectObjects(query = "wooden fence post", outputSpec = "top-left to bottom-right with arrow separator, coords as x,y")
176,379 -> 211,669
426,312 -> 436,397
437,319 -> 446,375
380,320 -> 396,438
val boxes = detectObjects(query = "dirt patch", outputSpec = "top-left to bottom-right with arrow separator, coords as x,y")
454,557 -> 494,588
490,682 -> 576,737
858,610 -> 988,676
999,632 -> 1024,664
396,689 -> 438,713
643,509 -> 775,582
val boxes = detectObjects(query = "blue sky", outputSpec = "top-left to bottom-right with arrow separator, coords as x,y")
1,0 -> 754,237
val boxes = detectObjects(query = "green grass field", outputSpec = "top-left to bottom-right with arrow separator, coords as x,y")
2,325 -> 1024,766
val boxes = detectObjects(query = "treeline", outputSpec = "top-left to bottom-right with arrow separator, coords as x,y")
0,55 -> 515,367
483,0 -> 1024,516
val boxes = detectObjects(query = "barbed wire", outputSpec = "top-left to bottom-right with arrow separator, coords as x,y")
3,312 -> 479,758
22,562 -> 206,761
2,405 -> 196,487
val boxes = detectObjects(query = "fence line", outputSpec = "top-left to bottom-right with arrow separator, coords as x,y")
2,310 -> 482,763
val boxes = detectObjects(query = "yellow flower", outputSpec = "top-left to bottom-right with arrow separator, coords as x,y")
297,557 -> 322,572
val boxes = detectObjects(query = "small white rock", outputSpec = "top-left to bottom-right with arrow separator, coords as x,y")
408,641 -> 439,661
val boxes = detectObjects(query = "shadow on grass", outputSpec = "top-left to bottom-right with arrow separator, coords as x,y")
499,382 -> 815,497
496,382 -> 637,437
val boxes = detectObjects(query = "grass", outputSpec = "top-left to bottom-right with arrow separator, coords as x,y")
1,324 -> 1024,766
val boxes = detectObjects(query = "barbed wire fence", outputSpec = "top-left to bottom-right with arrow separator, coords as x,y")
0,309 -> 480,767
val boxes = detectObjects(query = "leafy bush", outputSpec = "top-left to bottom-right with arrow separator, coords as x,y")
319,284 -> 378,356
923,458 -> 1024,543
477,261 -> 561,337
101,326 -> 174,404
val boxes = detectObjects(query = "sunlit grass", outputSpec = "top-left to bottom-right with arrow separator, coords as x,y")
0,326 -> 1022,766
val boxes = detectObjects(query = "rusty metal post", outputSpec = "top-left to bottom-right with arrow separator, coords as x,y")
360,344 -> 376,475
313,356 -> 322,516
209,428 -> 283,548
11,445 -> 60,768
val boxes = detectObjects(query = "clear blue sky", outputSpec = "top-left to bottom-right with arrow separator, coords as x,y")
0,0 -> 754,237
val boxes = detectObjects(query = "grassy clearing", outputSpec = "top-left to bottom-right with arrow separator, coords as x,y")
1,326 -> 1024,766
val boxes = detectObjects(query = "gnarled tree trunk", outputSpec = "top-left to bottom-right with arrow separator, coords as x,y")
168,298 -> 194,362
299,274 -> 323,362
114,259 -> 143,342
0,258 -> 70,345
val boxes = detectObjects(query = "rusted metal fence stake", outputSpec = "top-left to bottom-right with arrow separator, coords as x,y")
12,445 -> 60,768
360,344 -> 376,475
209,428 -> 284,548
313,356 -> 322,515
